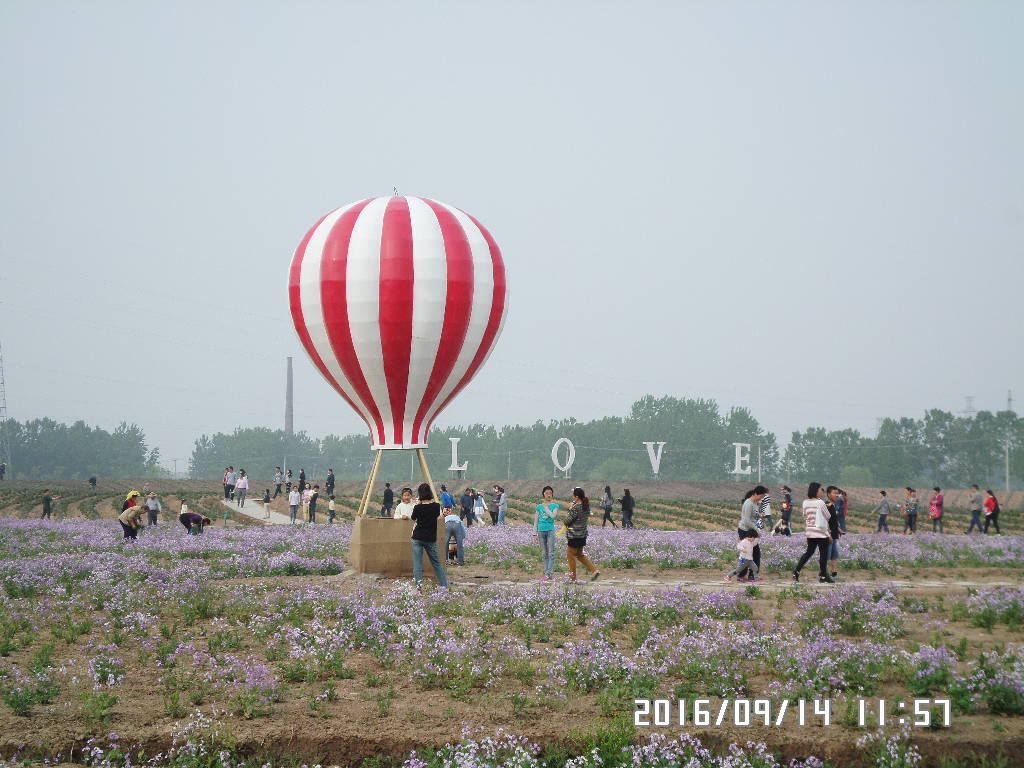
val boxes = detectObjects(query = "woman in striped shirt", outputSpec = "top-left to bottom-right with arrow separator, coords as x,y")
792,482 -> 834,584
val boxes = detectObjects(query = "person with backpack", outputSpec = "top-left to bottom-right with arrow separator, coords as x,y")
793,482 -> 834,583
619,489 -> 636,529
600,486 -> 617,527
984,490 -> 1001,534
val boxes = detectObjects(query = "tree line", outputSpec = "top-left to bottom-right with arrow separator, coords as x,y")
0,418 -> 160,479
3,397 -> 1019,486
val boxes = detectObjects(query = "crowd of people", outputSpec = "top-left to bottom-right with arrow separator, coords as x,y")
727,481 -> 1007,586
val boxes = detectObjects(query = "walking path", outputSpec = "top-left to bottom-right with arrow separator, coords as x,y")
221,497 -> 292,525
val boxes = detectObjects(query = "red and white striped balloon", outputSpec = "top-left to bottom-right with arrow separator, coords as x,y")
289,196 -> 508,450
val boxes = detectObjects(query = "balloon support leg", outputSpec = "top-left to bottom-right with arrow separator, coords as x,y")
356,450 -> 383,517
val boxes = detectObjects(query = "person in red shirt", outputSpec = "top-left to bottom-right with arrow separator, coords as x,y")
984,490 -> 1001,534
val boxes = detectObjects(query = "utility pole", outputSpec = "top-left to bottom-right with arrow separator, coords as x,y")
0,341 -> 11,478
1009,389 -> 1015,414
1006,438 -> 1011,494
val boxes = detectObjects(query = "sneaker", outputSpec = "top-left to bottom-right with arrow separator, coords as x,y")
590,571 -> 600,582
792,571 -> 799,582
819,575 -> 835,584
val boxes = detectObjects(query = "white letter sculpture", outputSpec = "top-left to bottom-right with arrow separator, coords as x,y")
551,438 -> 576,477
732,443 -> 752,476
448,438 -> 469,473
643,442 -> 667,476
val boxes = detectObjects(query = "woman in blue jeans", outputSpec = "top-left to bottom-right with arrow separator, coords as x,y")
534,485 -> 559,581
411,483 -> 448,589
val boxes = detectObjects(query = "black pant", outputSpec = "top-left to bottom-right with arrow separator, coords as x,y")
985,512 -> 1000,534
602,508 -> 616,527
932,517 -> 943,533
273,484 -> 282,498
489,509 -> 498,525
120,522 -> 137,540
623,511 -> 634,529
966,511 -> 983,534
877,515 -> 889,533
461,508 -> 473,526
148,510 -> 158,526
41,509 -> 51,519
308,503 -> 316,523
795,538 -> 829,576
737,528 -> 761,570
224,485 -> 230,500
903,514 -> 917,533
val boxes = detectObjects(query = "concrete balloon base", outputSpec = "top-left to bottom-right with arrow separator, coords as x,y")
348,515 -> 448,579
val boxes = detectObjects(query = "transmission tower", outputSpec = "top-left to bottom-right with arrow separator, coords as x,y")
962,396 -> 976,417
0,341 -> 11,475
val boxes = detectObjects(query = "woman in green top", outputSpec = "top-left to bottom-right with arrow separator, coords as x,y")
534,485 -> 559,581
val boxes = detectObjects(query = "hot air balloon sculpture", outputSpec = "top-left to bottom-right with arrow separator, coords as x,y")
289,196 -> 508,564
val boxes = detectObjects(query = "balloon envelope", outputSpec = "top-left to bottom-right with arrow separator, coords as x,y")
289,196 -> 508,450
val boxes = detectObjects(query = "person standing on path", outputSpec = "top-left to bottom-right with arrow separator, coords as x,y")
984,490 -> 1001,534
825,485 -> 843,580
600,486 -> 617,527
328,495 -> 337,524
564,487 -> 600,582
285,469 -> 293,493
778,485 -> 794,536
145,492 -> 161,526
902,487 -> 918,534
273,467 -> 283,498
325,468 -> 335,498
459,487 -> 474,527
308,485 -> 319,523
41,489 -> 56,520
222,467 -> 230,500
473,490 -> 487,524
738,485 -> 767,575
411,483 -> 448,589
225,467 -> 237,502
443,509 -> 466,567
235,470 -> 249,508
495,486 -> 508,525
619,489 -> 636,529
381,482 -> 395,518
262,489 -> 272,520
288,486 -> 300,525
873,490 -> 891,533
793,482 -> 834,583
534,485 -> 559,581
835,489 -> 848,534
929,487 -> 944,533
966,484 -> 985,534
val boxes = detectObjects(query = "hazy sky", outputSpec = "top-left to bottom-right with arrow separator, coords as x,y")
2,1 -> 1021,466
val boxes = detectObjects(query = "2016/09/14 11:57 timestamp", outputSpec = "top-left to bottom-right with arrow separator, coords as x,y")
634,699 -> 952,728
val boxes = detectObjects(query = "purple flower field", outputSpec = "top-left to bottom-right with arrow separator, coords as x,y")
0,518 -> 1021,767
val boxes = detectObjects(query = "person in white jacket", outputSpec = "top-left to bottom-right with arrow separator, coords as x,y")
393,487 -> 416,520
235,470 -> 249,508
792,482 -> 834,583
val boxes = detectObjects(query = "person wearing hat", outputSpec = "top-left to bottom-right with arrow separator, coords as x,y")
121,490 -> 141,513
145,492 -> 162,527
